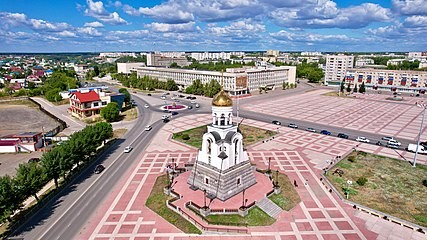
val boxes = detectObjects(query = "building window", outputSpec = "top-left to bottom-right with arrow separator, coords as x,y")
102,101 -> 107,105
205,177 -> 209,185
94,102 -> 99,107
237,177 -> 241,185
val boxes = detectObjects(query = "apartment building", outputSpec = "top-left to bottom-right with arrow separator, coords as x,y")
345,68 -> 427,92
117,62 -> 145,74
146,53 -> 190,67
190,52 -> 232,61
324,55 -> 354,85
136,66 -> 296,95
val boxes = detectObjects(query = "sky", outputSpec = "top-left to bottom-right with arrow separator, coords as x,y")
0,0 -> 426,53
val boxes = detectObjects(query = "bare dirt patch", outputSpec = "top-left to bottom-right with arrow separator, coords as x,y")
0,100 -> 59,136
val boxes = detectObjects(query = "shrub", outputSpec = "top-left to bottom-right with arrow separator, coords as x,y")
422,179 -> 427,187
357,177 -> 368,186
182,134 -> 190,140
348,156 -> 356,163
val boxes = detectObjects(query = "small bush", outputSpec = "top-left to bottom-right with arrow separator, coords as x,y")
423,179 -> 427,187
357,177 -> 368,186
348,156 -> 356,163
182,134 -> 190,140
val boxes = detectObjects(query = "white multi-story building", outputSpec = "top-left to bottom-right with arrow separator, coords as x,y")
419,60 -> 427,69
345,68 -> 427,93
99,52 -> 137,58
117,62 -> 145,74
355,58 -> 374,67
136,66 -> 296,95
146,53 -> 190,67
387,59 -> 406,66
301,51 -> 322,56
159,52 -> 186,58
266,50 -> 280,57
190,52 -> 232,61
324,54 -> 354,85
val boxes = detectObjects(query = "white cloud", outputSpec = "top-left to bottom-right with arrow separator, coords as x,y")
84,0 -> 127,25
392,0 -> 427,16
271,2 -> 392,29
146,22 -> 196,33
57,30 -> 77,37
271,30 -> 350,43
84,21 -> 104,28
0,12 -> 71,32
403,15 -> 427,27
78,27 -> 102,36
208,19 -> 265,36
123,3 -> 194,24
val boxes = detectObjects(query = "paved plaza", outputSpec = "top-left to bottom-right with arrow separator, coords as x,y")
80,111 -> 427,240
243,89 -> 427,141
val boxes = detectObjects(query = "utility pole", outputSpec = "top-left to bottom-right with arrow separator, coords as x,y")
413,102 -> 427,167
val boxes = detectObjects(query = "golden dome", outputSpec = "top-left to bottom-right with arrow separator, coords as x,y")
212,88 -> 233,107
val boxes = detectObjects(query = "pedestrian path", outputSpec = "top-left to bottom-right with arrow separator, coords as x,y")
256,197 -> 282,218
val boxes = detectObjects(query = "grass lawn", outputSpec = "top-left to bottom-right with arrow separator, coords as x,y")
0,99 -> 38,107
172,124 -> 276,149
121,106 -> 138,121
205,206 -> 275,226
146,175 -> 202,234
268,172 -> 301,211
326,151 -> 427,227
113,128 -> 127,139
323,91 -> 354,98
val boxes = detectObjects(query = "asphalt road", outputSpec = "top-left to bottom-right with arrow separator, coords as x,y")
9,85 -> 417,239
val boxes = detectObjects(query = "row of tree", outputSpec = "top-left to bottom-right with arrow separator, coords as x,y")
340,81 -> 366,94
181,60 -> 255,72
184,79 -> 222,97
114,73 -> 178,92
274,61 -> 324,83
0,122 -> 113,224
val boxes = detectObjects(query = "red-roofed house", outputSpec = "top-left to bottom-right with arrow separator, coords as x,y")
69,90 -> 104,118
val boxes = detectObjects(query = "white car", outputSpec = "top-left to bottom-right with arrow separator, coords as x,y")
124,146 -> 133,153
160,96 -> 166,100
144,104 -> 149,108
388,139 -> 401,146
145,125 -> 152,131
356,137 -> 370,143
162,115 -> 169,120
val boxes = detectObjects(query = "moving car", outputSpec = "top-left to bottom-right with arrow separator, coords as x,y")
162,115 -> 169,120
147,93 -> 152,96
94,164 -> 105,174
124,146 -> 133,153
288,123 -> 298,129
306,127 -> 316,132
356,136 -> 370,143
160,96 -> 166,100
144,104 -> 149,108
320,130 -> 331,135
337,133 -> 349,139
145,125 -> 152,131
163,118 -> 170,123
171,111 -> 178,116
188,105 -> 193,109
191,100 -> 196,104
195,103 -> 200,108
272,120 -> 281,125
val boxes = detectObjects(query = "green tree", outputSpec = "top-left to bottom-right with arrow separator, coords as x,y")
0,175 -> 20,223
101,102 -> 120,122
353,83 -> 358,93
45,88 -> 62,102
165,79 -> 178,91
93,66 -> 100,76
15,163 -> 46,202
118,88 -> 131,104
204,79 -> 221,97
169,62 -> 180,68
307,68 -> 324,83
41,149 -> 62,188
359,82 -> 366,93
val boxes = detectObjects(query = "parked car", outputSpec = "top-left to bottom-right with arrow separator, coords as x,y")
160,96 -> 166,100
320,130 -> 331,135
272,120 -> 281,125
387,143 -> 399,149
306,127 -> 316,132
145,125 -> 152,131
147,93 -> 152,96
356,136 -> 370,143
288,123 -> 298,129
124,146 -> 133,153
163,109 -> 171,113
191,96 -> 197,100
376,141 -> 383,146
144,104 -> 149,108
94,164 -> 105,174
382,136 -> 395,141
191,100 -> 196,104
186,96 -> 192,99
337,133 -> 349,139
407,144 -> 427,154
28,158 -> 40,163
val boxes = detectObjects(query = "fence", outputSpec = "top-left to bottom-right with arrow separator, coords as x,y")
28,97 -> 68,136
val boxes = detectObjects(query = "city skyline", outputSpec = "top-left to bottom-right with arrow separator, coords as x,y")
1,0 -> 426,53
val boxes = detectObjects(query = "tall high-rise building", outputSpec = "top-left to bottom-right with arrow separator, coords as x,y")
324,54 -> 354,85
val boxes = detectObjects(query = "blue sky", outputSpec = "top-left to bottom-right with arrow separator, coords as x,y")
0,0 -> 426,52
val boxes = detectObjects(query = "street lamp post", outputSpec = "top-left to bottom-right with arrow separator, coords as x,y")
346,180 -> 352,199
413,102 -> 427,167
